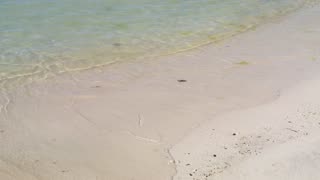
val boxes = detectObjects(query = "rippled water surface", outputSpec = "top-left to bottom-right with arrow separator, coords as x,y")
0,0 -> 316,84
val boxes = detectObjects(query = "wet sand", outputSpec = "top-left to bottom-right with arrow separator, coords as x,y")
1,4 -> 320,180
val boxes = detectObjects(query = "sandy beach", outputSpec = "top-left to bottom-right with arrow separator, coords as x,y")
172,77 -> 320,180
1,3 -> 320,180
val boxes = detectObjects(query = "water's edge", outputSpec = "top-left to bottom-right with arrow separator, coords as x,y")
1,0 -> 318,90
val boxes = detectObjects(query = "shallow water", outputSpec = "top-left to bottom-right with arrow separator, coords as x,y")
0,0 -> 316,85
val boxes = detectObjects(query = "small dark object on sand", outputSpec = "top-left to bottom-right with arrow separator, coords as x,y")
113,43 -> 122,47
177,79 -> 187,83
232,133 -> 237,136
213,154 -> 217,157
93,85 -> 101,88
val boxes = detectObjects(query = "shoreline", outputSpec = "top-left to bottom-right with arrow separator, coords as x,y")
171,5 -> 320,179
1,4 -> 320,180
0,0 -> 313,89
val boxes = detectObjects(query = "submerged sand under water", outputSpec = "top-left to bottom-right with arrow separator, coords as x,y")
1,0 -> 319,88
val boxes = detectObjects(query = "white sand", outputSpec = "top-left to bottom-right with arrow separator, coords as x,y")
1,4 -> 320,180
172,78 -> 320,180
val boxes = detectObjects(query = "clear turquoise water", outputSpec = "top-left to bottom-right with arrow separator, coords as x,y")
0,0 -> 315,84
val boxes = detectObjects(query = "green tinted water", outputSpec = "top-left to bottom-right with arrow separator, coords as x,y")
0,0 -> 316,85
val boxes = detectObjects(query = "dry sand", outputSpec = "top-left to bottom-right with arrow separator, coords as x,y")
1,3 -> 320,180
172,78 -> 320,180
